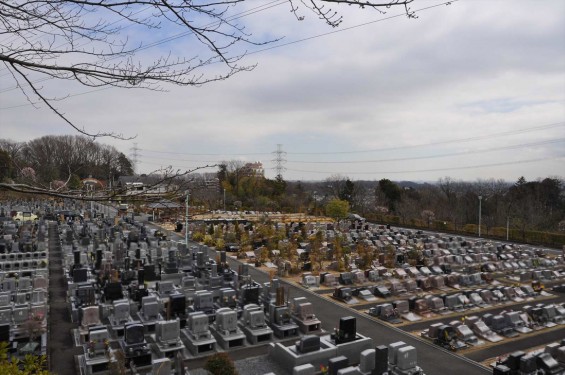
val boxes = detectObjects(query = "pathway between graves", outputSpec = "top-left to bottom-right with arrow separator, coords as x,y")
47,223 -> 81,375
199,244 -> 491,375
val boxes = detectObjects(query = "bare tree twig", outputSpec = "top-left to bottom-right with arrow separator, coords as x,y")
1,0 -> 415,139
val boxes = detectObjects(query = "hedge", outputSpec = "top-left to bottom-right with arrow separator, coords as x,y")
366,216 -> 565,249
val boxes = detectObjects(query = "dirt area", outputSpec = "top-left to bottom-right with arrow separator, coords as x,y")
154,213 -> 335,240
190,212 -> 334,223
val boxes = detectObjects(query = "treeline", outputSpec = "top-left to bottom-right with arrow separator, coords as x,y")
372,177 -> 563,236
215,161 -> 290,210
0,135 -> 133,186
304,176 -> 565,246
191,166 -> 565,244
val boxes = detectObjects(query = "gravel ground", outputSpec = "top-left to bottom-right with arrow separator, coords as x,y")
188,354 -> 289,375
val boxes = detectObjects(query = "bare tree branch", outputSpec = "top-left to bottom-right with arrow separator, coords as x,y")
0,160 -> 218,202
1,0 -> 416,139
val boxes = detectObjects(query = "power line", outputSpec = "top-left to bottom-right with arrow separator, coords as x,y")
288,122 -> 565,155
136,135 -> 564,164
140,149 -> 272,157
285,138 -> 565,164
0,6 -> 153,76
137,159 -> 220,170
245,0 -> 459,58
285,155 -> 565,175
0,87 -> 112,110
128,121 -> 564,158
0,0 -> 454,102
137,154 -> 563,177
0,0 -> 287,93
139,156 -> 221,163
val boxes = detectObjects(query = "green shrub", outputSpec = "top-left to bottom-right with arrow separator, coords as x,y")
192,232 -> 204,242
491,227 -> 506,237
215,238 -> 225,250
204,353 -> 238,375
463,224 -> 476,234
388,215 -> 401,224
433,220 -> 449,231
204,235 -> 215,247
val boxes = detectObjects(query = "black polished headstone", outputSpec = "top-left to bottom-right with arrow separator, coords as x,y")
0,324 -> 9,342
144,264 -> 157,282
520,354 -> 537,373
296,335 -> 320,354
95,249 -> 102,269
104,282 -> 124,302
73,268 -> 88,283
73,250 -> 81,266
492,365 -> 510,375
124,323 -> 145,345
505,351 -> 525,371
374,345 -> 388,375
328,356 -> 348,375
337,316 -> 356,344
170,294 -> 186,317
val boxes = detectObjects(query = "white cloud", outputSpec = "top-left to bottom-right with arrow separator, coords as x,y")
1,0 -> 564,182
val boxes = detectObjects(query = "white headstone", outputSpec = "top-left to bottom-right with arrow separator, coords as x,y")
152,358 -> 171,375
396,346 -> 417,371
81,306 -> 100,327
157,319 -> 180,343
113,300 -> 131,322
33,277 -> 48,289
0,309 -> 11,324
13,306 -> 29,323
293,364 -> 315,375
17,277 -> 32,290
359,349 -> 375,373
189,312 -> 209,334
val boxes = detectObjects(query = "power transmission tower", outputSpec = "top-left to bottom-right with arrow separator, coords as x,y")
272,144 -> 286,180
130,142 -> 139,175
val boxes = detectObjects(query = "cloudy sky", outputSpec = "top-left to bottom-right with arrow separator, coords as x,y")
1,0 -> 564,182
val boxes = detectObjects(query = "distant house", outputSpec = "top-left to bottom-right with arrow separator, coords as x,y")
241,162 -> 264,178
192,172 -> 220,192
146,200 -> 182,220
81,176 -> 105,191
117,175 -> 179,198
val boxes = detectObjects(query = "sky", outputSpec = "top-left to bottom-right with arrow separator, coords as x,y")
1,0 -> 564,182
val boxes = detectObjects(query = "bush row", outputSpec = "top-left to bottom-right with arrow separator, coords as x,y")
364,213 -> 565,248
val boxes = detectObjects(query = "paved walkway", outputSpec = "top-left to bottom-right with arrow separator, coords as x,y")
48,223 -> 81,375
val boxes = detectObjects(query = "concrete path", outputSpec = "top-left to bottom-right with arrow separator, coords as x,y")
47,223 -> 81,375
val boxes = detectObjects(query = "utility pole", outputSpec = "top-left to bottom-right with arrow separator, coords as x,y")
130,142 -> 139,175
506,216 -> 510,241
223,188 -> 226,211
185,191 -> 190,245
272,144 -> 286,179
478,195 -> 482,237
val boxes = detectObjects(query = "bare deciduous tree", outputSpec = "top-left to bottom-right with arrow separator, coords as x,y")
1,0 -> 415,139
2,163 -> 217,204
